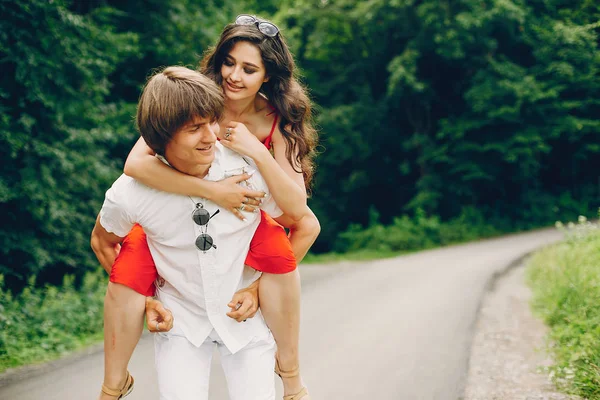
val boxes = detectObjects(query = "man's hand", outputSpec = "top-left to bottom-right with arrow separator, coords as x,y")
145,297 -> 174,332
226,280 -> 259,322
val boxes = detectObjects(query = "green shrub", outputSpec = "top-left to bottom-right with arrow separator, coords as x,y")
333,207 -> 502,254
0,270 -> 107,372
527,214 -> 600,399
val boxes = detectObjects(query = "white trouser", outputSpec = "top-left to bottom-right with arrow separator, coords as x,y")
154,329 -> 276,400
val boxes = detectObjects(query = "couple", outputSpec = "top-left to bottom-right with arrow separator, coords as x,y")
91,15 -> 319,400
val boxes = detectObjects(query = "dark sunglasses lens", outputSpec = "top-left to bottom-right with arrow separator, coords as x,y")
258,22 -> 278,37
235,15 -> 256,25
196,234 -> 214,251
192,208 -> 210,225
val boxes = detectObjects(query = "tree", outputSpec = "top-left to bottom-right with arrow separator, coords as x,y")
273,0 -> 600,250
0,0 -> 140,289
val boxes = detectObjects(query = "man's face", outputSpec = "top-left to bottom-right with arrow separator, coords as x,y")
164,115 -> 219,175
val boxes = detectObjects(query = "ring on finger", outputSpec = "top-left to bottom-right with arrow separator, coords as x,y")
155,321 -> 160,332
224,127 -> 232,140
239,204 -> 246,211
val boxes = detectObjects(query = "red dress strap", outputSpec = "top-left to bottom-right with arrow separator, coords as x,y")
263,108 -> 278,151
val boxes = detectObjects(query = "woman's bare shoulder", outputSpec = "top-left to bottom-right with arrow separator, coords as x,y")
255,93 -> 276,116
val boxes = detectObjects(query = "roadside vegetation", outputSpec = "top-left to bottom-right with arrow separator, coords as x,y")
305,207 -> 503,263
0,272 -> 106,373
527,214 -> 600,400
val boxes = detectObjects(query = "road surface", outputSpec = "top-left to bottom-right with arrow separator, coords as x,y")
0,229 -> 562,399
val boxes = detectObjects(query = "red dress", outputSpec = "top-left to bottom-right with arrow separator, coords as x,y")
109,112 -> 296,296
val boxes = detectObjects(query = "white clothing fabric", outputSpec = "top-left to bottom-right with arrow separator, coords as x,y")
99,143 -> 282,353
154,329 -> 276,400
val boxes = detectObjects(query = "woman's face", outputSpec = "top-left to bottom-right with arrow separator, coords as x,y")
220,41 -> 269,101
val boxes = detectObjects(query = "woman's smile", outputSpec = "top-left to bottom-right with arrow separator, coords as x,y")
225,80 -> 243,92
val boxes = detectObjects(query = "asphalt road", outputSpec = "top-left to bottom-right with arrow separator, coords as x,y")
0,228 -> 562,400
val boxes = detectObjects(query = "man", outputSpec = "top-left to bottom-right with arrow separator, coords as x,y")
91,66 -> 285,399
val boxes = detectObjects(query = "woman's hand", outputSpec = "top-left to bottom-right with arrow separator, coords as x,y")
221,121 -> 270,159
212,174 -> 265,220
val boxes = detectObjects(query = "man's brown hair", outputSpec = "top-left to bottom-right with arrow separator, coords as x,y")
136,66 -> 224,154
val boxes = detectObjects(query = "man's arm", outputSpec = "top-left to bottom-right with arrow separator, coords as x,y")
274,207 -> 321,263
224,209 -> 319,323
256,177 -> 320,263
90,214 -> 125,274
91,211 -> 174,331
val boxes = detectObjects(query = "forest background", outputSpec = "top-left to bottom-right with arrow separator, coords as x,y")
1,0 -> 599,293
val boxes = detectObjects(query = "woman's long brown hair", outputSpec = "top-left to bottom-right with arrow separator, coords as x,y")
200,22 -> 318,188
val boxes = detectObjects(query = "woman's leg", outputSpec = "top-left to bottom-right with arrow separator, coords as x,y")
99,225 -> 158,399
249,210 -> 319,398
258,270 -> 306,397
99,283 -> 146,400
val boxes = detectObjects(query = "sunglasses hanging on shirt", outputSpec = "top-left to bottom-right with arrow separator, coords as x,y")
190,202 -> 220,252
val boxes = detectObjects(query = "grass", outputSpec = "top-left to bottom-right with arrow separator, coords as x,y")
526,216 -> 600,400
302,248 -> 401,264
0,271 -> 107,373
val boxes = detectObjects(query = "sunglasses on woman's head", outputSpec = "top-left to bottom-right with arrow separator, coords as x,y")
235,14 -> 279,37
191,204 -> 220,251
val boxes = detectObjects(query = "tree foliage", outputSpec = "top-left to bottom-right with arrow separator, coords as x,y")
0,0 -> 598,288
0,0 -> 236,289
268,0 -> 600,249
0,0 -> 135,287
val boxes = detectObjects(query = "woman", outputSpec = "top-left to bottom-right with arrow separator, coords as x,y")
99,15 -> 319,400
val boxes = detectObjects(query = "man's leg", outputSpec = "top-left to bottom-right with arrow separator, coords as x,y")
259,270 -> 305,395
154,333 -> 213,400
219,330 -> 276,400
100,282 -> 146,400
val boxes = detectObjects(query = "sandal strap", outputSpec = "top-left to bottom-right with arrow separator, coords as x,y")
275,358 -> 300,378
283,387 -> 309,400
101,371 -> 134,398
101,384 -> 124,398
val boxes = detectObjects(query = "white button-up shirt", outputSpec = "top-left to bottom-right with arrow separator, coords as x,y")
99,143 -> 282,353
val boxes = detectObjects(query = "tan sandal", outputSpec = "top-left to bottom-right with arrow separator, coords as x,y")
283,387 -> 309,400
275,357 -> 310,400
101,371 -> 134,399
